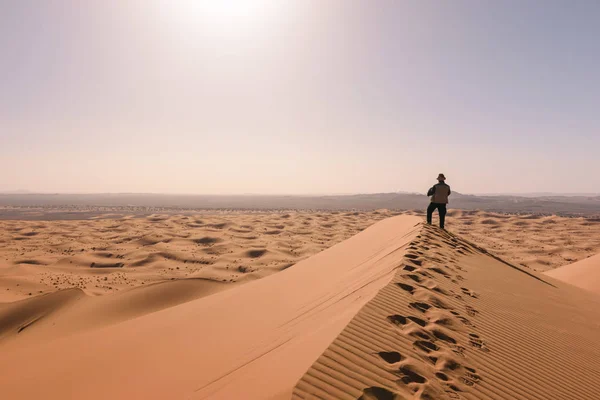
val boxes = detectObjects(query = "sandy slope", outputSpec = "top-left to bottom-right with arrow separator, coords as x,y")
0,215 -> 422,399
1,215 -> 600,399
294,224 -> 600,399
545,252 -> 600,294
0,211 -> 393,302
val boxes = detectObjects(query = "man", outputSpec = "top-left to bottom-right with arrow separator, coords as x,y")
427,173 -> 451,229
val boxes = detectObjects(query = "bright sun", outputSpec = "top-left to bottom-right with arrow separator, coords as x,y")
190,0 -> 269,22
164,0 -> 276,37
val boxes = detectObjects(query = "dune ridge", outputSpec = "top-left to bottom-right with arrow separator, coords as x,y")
294,224 -> 600,399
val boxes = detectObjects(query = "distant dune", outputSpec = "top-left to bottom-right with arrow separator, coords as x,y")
545,253 -> 600,294
0,211 -> 394,302
446,210 -> 600,272
1,192 -> 600,218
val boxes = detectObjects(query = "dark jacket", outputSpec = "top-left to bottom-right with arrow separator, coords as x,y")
427,182 -> 451,204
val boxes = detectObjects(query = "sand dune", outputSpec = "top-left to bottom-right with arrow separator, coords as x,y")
1,215 -> 600,399
545,252 -> 600,294
0,215 -> 422,399
0,278 -> 231,343
0,211 -> 395,302
443,210 -> 600,272
294,224 -> 600,399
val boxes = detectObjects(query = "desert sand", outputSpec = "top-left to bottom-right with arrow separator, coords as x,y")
445,210 -> 600,272
545,252 -> 600,294
0,211 -> 395,302
1,212 -> 600,399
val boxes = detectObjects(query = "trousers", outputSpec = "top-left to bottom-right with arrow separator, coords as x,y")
427,203 -> 447,229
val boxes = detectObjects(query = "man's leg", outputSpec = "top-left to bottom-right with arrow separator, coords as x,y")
426,203 -> 436,224
439,204 -> 447,229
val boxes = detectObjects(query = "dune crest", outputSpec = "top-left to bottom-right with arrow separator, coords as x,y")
294,225 -> 600,399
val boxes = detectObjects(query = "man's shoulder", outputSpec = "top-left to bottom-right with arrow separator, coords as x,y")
435,182 -> 450,188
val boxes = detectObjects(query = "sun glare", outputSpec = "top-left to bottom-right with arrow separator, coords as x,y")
163,0 -> 276,37
191,0 -> 267,22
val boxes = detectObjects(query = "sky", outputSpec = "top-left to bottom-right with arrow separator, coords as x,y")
1,1 -> 599,195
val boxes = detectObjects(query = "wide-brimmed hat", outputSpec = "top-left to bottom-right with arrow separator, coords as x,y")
437,173 -> 446,180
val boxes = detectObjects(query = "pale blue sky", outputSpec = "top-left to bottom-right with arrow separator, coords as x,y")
1,1 -> 599,194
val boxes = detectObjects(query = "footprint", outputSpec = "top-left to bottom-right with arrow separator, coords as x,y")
377,351 -> 404,364
437,357 -> 462,372
409,302 -> 432,313
396,283 -> 415,294
406,316 -> 427,327
414,340 -> 439,353
387,314 -> 428,330
405,253 -> 420,260
465,306 -> 479,317
448,311 -> 473,326
358,386 -> 397,400
431,316 -> 459,330
387,315 -> 408,326
429,285 -> 451,296
397,366 -> 427,384
428,297 -> 453,310
460,370 -> 482,386
442,239 -> 458,247
412,330 -> 433,340
469,335 -> 490,352
403,265 -> 417,272
416,270 -> 435,278
404,274 -> 423,283
430,267 -> 450,277
432,329 -> 457,344
461,287 -> 479,298
452,345 -> 467,357
408,259 -> 423,266
435,372 -> 450,381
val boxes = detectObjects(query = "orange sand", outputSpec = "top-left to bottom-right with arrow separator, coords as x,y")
0,211 -> 394,302
1,214 -> 600,399
545,252 -> 600,295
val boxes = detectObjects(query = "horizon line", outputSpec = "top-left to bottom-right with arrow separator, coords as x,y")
1,191 -> 599,198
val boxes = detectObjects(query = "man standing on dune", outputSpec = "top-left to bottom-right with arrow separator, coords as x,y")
427,173 -> 451,229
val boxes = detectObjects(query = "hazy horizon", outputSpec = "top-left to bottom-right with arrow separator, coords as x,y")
1,189 -> 599,198
3,1 -> 600,195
